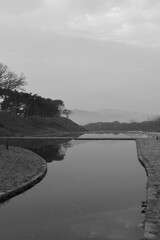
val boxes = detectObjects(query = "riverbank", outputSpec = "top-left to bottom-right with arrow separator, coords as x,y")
0,145 -> 47,203
136,138 -> 160,240
0,112 -> 86,137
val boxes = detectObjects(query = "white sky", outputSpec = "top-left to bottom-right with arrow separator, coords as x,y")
0,0 -> 160,113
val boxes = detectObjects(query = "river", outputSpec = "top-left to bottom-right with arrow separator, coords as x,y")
0,133 -> 147,240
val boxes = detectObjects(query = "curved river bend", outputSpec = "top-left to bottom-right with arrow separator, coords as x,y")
0,133 -> 146,240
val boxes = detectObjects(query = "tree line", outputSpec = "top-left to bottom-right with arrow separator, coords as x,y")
85,118 -> 160,132
0,63 -> 71,118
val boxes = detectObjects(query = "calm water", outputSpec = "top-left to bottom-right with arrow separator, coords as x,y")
0,133 -> 146,240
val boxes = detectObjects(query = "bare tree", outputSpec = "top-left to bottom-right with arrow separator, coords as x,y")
62,109 -> 73,119
0,63 -> 26,99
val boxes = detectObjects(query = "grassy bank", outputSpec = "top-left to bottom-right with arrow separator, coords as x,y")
0,112 -> 86,136
0,145 -> 47,203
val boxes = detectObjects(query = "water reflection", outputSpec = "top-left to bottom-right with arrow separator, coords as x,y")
29,142 -> 72,162
80,131 -> 150,138
0,131 -> 150,164
0,133 -> 146,240
67,206 -> 143,240
0,139 -> 72,163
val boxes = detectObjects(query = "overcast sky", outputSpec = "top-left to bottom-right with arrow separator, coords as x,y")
0,0 -> 160,113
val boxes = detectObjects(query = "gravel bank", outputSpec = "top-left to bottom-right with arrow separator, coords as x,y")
0,145 -> 47,203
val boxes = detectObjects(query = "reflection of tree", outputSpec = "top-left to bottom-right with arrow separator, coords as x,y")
29,142 -> 72,163
0,139 -> 72,163
112,132 -> 120,135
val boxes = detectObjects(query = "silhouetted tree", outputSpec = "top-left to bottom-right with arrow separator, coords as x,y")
0,63 -> 26,100
0,63 -> 65,117
62,109 -> 72,118
1,89 -> 64,117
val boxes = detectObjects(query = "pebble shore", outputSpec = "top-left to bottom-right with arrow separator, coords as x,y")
136,138 -> 160,240
0,145 -> 47,203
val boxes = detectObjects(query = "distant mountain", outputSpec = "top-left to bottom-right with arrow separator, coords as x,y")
70,109 -> 157,125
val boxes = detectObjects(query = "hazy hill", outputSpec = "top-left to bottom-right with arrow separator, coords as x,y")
70,109 -> 156,125
0,112 -> 85,136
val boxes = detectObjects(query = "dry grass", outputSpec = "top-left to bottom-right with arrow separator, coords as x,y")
0,145 -> 46,192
